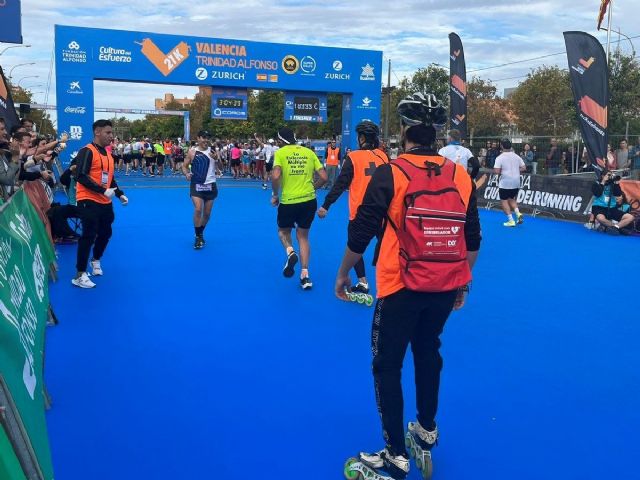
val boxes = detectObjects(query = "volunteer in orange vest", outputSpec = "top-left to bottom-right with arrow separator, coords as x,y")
72,119 -> 129,289
324,139 -> 340,190
317,121 -> 388,294
336,93 -> 481,480
163,138 -> 174,172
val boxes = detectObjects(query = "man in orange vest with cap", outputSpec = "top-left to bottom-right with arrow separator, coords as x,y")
317,120 -> 388,294
324,138 -> 340,190
72,119 -> 129,288
338,93 -> 481,480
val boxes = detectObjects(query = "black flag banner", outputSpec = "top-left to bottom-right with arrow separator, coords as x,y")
564,31 -> 609,178
449,32 -> 467,137
0,64 -> 20,134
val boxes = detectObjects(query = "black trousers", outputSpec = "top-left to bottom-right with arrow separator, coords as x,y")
371,288 -> 457,455
76,200 -> 115,272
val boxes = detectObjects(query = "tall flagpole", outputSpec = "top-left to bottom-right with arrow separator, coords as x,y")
606,0 -> 613,63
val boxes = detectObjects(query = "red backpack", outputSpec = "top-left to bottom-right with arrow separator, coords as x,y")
390,156 -> 472,292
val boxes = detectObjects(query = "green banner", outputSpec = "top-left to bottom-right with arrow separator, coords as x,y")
0,189 -> 56,480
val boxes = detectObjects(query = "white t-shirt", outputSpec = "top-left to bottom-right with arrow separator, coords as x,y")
494,151 -> 525,189
263,144 -> 276,163
438,144 -> 473,169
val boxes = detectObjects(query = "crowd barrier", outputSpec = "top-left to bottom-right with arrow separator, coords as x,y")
0,187 -> 56,480
475,170 -> 640,222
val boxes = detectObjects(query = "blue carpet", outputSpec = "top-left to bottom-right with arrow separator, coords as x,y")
45,180 -> 639,479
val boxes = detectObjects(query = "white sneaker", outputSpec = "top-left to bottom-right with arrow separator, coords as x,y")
91,259 -> 103,276
71,272 -> 96,289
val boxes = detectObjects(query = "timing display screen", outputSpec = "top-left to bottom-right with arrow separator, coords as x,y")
217,97 -> 244,109
293,96 -> 320,116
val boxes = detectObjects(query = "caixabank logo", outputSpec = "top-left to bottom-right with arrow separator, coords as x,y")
137,38 -> 191,77
61,40 -> 87,63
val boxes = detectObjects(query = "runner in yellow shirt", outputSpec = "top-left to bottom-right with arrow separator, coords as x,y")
271,127 -> 327,289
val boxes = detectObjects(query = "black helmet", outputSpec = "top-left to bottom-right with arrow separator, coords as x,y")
397,93 -> 447,129
355,120 -> 380,139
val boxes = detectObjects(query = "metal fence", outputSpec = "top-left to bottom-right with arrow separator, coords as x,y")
457,134 -> 640,175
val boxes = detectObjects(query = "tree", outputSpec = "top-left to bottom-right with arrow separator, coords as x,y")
466,77 -> 510,137
510,66 -> 575,137
609,50 -> 640,136
10,86 -> 56,136
381,64 -> 449,139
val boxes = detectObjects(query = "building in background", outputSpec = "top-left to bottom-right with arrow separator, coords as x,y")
155,87 -> 212,110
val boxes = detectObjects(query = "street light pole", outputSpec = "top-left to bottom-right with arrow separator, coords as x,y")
385,58 -> 391,142
17,75 -> 39,88
0,44 -> 32,56
8,62 -> 36,80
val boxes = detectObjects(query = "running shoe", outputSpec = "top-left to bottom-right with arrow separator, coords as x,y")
71,272 -> 96,289
503,219 -> 516,227
300,277 -> 313,290
283,251 -> 298,277
605,226 -> 621,236
517,213 -> 524,224
90,259 -> 103,276
194,235 -> 204,249
351,281 -> 370,294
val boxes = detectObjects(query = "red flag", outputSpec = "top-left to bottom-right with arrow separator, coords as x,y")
597,0 -> 611,30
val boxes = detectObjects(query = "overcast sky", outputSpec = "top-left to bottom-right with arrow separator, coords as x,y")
2,0 -> 638,123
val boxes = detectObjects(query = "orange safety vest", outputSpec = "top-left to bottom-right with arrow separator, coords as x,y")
163,141 -> 172,154
374,154 -> 473,298
326,146 -> 340,166
76,143 -> 114,205
348,148 -> 389,220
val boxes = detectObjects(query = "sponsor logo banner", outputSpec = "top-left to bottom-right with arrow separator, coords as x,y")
475,172 -> 594,221
564,31 -> 609,176
449,33 -> 468,137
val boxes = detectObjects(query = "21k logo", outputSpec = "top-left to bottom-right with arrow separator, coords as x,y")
137,38 -> 191,77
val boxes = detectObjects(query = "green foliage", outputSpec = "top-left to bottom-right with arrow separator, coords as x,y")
381,64 -> 449,139
608,50 -> 640,136
10,87 -> 56,136
467,77 -> 510,137
510,66 -> 575,136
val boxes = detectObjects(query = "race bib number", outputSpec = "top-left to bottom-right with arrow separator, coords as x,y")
195,183 -> 213,192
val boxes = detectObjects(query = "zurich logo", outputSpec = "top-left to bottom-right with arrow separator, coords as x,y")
332,60 -> 343,72
195,68 -> 208,80
68,41 -> 80,50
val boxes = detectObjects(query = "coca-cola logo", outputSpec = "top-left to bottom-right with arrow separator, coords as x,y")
65,106 -> 86,114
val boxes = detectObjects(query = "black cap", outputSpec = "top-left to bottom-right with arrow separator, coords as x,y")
277,127 -> 296,145
197,130 -> 212,138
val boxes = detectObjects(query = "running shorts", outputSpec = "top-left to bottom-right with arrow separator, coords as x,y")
190,182 -> 218,201
499,188 -> 519,200
277,198 -> 317,229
